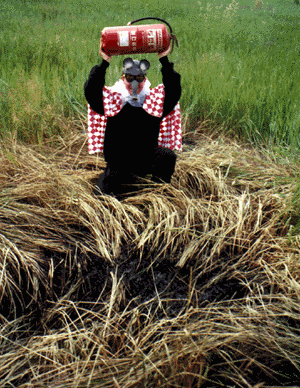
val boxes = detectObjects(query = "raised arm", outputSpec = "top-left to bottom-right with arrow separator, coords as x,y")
159,47 -> 181,118
84,44 -> 112,114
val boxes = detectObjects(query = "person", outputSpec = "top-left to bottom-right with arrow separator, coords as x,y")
84,42 -> 182,199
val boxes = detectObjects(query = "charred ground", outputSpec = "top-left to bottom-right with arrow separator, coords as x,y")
1,129 -> 300,387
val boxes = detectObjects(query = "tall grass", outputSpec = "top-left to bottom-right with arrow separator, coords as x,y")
1,0 -> 300,148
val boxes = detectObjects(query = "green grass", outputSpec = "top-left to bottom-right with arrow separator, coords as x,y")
0,0 -> 300,148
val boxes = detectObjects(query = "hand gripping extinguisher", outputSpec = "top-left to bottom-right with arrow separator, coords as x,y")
101,17 -> 178,56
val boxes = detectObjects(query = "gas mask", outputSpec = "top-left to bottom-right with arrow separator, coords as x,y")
122,58 -> 150,102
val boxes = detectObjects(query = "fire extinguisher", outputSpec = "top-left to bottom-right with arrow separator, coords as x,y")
101,17 -> 178,56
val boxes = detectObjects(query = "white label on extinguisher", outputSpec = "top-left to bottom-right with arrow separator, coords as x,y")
118,31 -> 129,47
131,31 -> 137,51
147,29 -> 163,51
147,30 -> 157,50
156,29 -> 163,50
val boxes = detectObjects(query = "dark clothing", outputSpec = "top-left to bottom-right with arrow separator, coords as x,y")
84,56 -> 181,197
96,147 -> 177,198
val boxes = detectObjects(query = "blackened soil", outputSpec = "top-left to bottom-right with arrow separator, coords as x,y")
3,244 -> 300,387
2,243 -> 247,322
115,248 -> 246,318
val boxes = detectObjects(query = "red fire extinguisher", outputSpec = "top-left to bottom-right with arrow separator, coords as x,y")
101,17 -> 178,56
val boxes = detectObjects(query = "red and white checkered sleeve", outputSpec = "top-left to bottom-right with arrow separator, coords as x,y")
87,87 -> 124,154
143,84 -> 165,118
87,105 -> 106,154
158,102 -> 182,152
103,86 -> 123,117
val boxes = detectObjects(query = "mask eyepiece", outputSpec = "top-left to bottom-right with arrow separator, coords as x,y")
124,74 -> 145,83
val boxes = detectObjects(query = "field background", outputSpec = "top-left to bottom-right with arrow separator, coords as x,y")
1,0 -> 300,147
1,0 -> 300,387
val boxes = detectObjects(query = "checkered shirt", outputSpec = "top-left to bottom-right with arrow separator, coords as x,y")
87,84 -> 182,154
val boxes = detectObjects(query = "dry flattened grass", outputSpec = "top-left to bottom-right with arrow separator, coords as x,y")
1,296 -> 300,388
1,129 -> 300,387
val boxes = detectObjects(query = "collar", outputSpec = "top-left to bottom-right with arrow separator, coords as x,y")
110,79 -> 151,107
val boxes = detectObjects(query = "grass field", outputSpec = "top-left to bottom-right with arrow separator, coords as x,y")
1,0 -> 300,387
1,0 -> 300,147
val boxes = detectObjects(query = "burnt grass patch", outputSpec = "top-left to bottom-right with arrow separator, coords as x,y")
7,243 -> 247,326
1,132 -> 300,387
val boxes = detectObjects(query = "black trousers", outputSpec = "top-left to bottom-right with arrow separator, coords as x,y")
95,147 -> 177,197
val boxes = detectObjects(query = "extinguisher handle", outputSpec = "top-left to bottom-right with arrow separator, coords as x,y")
127,17 -> 173,31
127,17 -> 178,54
170,33 -> 179,52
